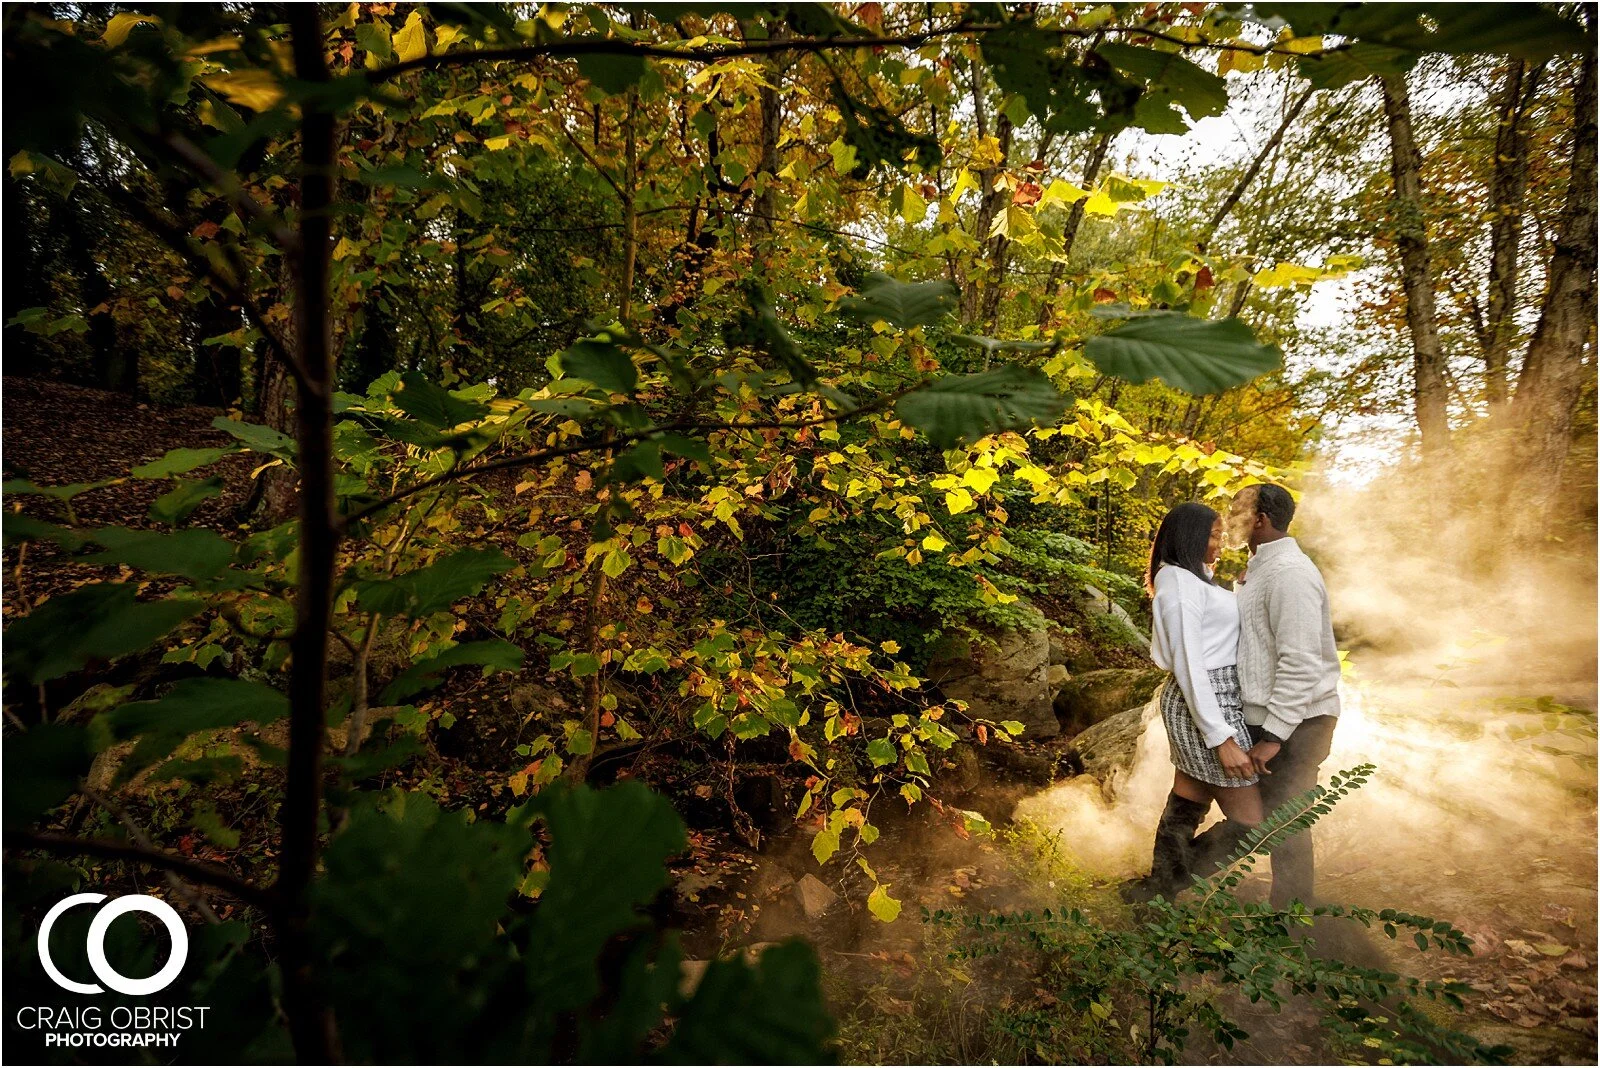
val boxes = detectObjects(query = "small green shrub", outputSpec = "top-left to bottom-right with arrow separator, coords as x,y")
929,766 -> 1510,1066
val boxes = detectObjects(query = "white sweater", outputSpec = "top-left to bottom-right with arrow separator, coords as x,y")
1150,564 -> 1240,750
1235,537 -> 1341,738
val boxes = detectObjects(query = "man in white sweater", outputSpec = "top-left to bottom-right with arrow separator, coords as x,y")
1231,483 -> 1341,907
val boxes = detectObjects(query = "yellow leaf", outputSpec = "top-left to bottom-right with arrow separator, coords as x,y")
393,10 -> 428,63
1039,179 -> 1088,209
922,532 -> 948,552
944,488 -> 975,515
961,467 -> 999,493
202,69 -> 285,112
867,884 -> 902,923
103,12 -> 160,48
1283,34 -> 1325,54
483,135 -> 513,151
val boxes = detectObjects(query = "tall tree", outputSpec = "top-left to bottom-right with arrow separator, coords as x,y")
1380,70 -> 1452,454
1511,45 -> 1597,519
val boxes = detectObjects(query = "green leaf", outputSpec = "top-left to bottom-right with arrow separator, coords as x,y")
149,476 -> 225,526
211,417 -> 296,460
94,678 -> 288,783
3,723 -> 92,830
1084,312 -> 1284,394
1296,41 -> 1417,90
391,371 -> 491,428
576,49 -> 647,95
831,81 -> 942,176
355,548 -> 516,618
82,527 -> 236,582
1096,43 -> 1229,121
664,941 -> 835,1063
2,477 -> 114,501
952,334 -> 1057,358
3,584 -> 202,684
867,737 -> 897,767
558,338 -> 638,394
726,284 -> 818,385
520,783 -> 687,1014
866,884 -> 902,923
896,365 -> 1068,449
1250,2 -> 1590,61
981,24 -> 1141,134
2,514 -> 88,550
131,446 -> 236,478
379,639 -> 525,704
837,272 -> 958,330
355,21 -> 393,61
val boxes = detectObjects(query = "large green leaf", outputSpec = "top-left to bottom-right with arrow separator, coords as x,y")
830,82 -> 942,176
1084,312 -> 1284,394
391,371 -> 491,428
149,476 -> 225,526
981,24 -> 1142,135
93,678 -> 288,783
664,941 -> 835,1064
379,639 -> 525,704
1244,2 -> 1589,61
1296,41 -> 1417,90
836,272 -> 959,330
895,365 -> 1068,449
355,548 -> 516,618
3,723 -> 92,830
558,338 -> 638,395
81,527 -> 237,582
726,285 -> 818,385
1096,43 -> 1229,121
131,446 -> 237,478
576,49 -> 647,95
212,417 -> 296,460
3,584 -> 202,683
2,513 -> 88,549
520,782 -> 687,1015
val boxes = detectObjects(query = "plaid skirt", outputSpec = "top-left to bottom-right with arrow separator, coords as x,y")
1161,664 -> 1258,788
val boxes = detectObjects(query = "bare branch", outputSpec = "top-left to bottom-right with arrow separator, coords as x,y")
5,830 -> 275,911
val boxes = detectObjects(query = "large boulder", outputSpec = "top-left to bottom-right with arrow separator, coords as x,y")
1054,667 -> 1167,735
927,624 -> 1058,738
1066,698 -> 1161,801
1079,586 -> 1151,652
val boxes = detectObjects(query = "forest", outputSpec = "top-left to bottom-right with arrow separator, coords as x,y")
1,3 -> 1595,1065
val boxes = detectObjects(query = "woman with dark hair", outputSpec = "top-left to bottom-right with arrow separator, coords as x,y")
1123,501 -> 1262,902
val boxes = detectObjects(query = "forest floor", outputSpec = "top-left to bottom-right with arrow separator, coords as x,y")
3,379 -> 1595,1065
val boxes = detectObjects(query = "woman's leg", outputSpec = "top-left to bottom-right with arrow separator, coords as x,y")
1188,783 -> 1263,879
1121,772 -> 1213,902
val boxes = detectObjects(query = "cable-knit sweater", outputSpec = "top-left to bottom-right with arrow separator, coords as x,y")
1235,537 -> 1341,739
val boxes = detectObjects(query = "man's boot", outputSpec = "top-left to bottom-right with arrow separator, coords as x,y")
1119,793 -> 1210,903
1188,819 -> 1255,881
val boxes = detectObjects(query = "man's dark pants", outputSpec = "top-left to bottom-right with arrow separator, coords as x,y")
1250,714 -> 1337,908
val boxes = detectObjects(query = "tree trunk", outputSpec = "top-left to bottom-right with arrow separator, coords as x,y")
1511,47 -> 1597,521
1380,71 -> 1451,455
1195,85 -> 1314,254
1481,59 -> 1543,410
276,8 -> 341,1061
1036,129 -> 1114,329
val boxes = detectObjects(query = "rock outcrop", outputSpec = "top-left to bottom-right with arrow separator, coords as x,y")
927,623 -> 1058,738
1054,667 -> 1167,735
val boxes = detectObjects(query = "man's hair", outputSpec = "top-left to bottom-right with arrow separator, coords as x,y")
1256,483 -> 1296,532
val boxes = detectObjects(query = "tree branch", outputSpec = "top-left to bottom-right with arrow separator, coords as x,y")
5,830 -> 275,911
338,386 -> 920,528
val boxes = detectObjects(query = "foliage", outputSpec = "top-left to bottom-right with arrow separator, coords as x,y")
929,766 -> 1510,1065
0,3 -> 1589,1062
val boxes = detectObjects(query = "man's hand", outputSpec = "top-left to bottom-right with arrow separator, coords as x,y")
1216,738 -> 1256,781
1251,740 -> 1282,774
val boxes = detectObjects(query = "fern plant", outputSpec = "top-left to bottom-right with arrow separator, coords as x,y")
929,765 -> 1511,1065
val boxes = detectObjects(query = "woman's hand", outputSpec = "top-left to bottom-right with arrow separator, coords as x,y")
1215,738 -> 1255,781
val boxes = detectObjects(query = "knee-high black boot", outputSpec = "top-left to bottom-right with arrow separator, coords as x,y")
1120,793 -> 1210,903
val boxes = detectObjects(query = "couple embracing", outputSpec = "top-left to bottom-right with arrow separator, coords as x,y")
1123,484 -> 1342,906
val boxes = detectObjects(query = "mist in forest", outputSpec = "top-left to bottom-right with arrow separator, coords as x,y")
1018,449 -> 1598,928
